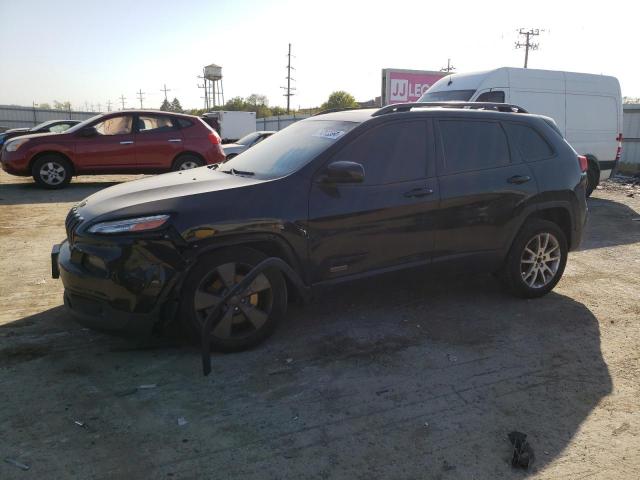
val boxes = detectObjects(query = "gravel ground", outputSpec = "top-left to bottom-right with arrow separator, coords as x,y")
0,171 -> 639,479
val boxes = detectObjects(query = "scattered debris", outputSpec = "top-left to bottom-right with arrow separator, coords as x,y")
35,278 -> 46,285
74,420 -> 85,427
115,388 -> 138,397
285,358 -> 293,364
4,458 -> 30,471
447,353 -> 458,362
267,367 -> 291,376
138,384 -> 157,389
424,421 -> 429,428
508,431 -> 534,469
613,422 -> 630,436
375,388 -> 390,396
177,417 -> 188,426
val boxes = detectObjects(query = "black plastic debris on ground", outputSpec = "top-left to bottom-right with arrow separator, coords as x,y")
508,431 -> 534,469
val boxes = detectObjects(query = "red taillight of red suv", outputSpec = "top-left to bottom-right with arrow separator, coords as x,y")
577,155 -> 588,173
208,131 -> 221,145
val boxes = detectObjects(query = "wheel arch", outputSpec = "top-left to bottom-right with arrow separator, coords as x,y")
29,150 -> 75,175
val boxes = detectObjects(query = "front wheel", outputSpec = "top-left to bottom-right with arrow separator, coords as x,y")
501,219 -> 568,298
32,154 -> 72,189
178,247 -> 288,352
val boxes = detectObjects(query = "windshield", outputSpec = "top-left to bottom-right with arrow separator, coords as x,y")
30,120 -> 57,131
236,132 -> 261,145
64,114 -> 103,133
419,89 -> 476,102
220,120 -> 358,179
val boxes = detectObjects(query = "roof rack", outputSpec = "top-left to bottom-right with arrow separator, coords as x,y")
372,101 -> 529,117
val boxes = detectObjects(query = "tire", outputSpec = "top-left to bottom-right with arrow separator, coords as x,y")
585,163 -> 599,197
32,154 -> 72,189
178,247 -> 288,352
225,153 -> 237,160
501,219 -> 568,298
172,154 -> 204,171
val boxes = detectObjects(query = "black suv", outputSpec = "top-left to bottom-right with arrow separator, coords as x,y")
53,102 -> 588,352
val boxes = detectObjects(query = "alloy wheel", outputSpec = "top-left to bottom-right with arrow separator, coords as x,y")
179,161 -> 200,170
39,161 -> 66,185
194,262 -> 273,339
520,232 -> 562,288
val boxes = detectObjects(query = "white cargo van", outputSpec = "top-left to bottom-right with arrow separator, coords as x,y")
201,111 -> 257,143
419,67 -> 623,195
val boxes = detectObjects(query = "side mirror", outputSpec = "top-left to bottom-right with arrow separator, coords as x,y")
322,161 -> 365,184
79,126 -> 98,137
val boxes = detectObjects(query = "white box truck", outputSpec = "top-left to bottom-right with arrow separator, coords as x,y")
201,111 -> 256,143
419,67 -> 623,195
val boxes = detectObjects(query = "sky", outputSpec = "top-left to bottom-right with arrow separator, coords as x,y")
0,0 -> 638,112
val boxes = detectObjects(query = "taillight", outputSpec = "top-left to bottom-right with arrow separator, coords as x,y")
208,131 -> 221,145
578,155 -> 588,173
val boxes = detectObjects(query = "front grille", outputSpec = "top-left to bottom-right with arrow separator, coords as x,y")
65,207 -> 83,243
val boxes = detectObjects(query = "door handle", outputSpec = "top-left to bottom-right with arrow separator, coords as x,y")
168,139 -> 182,142
119,141 -> 134,145
507,175 -> 531,185
404,187 -> 434,198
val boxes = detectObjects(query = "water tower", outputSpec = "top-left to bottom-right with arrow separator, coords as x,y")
202,63 -> 224,109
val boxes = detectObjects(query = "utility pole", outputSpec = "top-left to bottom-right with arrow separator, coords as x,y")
106,99 -> 112,112
97,103 -> 102,112
515,28 -> 540,68
440,58 -> 456,73
119,94 -> 126,110
197,71 -> 209,111
161,84 -> 171,101
281,43 -> 296,114
136,89 -> 145,108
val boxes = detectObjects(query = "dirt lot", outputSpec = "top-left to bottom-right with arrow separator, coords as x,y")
1,171 -> 639,479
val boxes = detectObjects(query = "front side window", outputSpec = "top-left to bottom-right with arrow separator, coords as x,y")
331,121 -> 428,185
49,123 -> 73,133
503,123 -> 554,162
475,91 -> 505,103
137,115 -> 175,133
94,116 -> 132,136
439,119 -> 510,174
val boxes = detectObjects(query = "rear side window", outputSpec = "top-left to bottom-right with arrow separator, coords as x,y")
137,115 -> 176,133
331,121 -> 428,185
475,90 -> 505,103
438,120 -> 510,173
504,123 -> 554,161
177,118 -> 193,128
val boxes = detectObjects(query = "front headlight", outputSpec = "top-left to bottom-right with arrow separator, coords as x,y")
88,215 -> 170,234
5,138 -> 29,152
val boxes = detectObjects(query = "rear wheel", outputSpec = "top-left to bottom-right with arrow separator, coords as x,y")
501,219 -> 568,298
178,247 -> 287,352
32,154 -> 72,189
173,154 -> 204,171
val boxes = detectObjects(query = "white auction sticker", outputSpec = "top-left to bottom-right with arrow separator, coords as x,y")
312,128 -> 346,140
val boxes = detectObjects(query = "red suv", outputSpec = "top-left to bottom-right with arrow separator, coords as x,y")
1,110 -> 225,188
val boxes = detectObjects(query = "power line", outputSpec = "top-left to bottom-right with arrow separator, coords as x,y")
440,58 -> 456,73
161,84 -> 171,101
280,43 -> 296,114
515,28 -> 540,68
136,89 -> 145,109
119,94 -> 126,110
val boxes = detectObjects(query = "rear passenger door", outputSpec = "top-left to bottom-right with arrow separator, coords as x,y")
134,114 -> 183,169
308,120 -> 440,282
433,118 -> 537,262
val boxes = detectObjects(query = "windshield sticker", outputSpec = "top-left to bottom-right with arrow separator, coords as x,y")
312,128 -> 346,140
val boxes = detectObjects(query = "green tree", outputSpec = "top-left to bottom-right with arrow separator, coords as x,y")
170,97 -> 183,113
160,99 -> 171,111
53,100 -> 72,110
39,102 -> 51,110
246,93 -> 268,107
270,106 -> 287,116
320,91 -> 358,111
224,96 -> 248,111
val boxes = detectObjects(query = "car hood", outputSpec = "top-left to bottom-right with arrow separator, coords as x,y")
77,167 -> 264,220
4,131 -> 62,143
222,143 -> 244,152
5,127 -> 30,134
